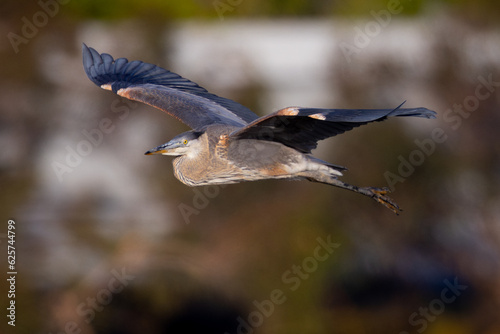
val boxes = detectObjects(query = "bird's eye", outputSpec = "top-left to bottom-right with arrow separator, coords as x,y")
183,139 -> 188,145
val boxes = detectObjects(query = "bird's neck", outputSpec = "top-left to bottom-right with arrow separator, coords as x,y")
172,135 -> 211,185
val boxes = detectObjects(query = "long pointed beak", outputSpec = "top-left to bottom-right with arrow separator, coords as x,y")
144,147 -> 168,155
145,143 -> 182,156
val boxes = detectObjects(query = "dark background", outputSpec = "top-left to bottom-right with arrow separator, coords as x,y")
1,0 -> 499,333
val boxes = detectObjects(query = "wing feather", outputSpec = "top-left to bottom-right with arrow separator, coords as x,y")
82,44 -> 258,130
231,104 -> 436,153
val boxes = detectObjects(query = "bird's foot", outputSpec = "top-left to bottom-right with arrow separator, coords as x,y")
365,187 -> 401,215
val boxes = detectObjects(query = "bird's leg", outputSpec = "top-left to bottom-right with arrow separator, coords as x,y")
302,173 -> 401,214
353,185 -> 401,215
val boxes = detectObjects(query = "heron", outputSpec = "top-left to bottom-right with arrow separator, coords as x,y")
82,44 -> 436,214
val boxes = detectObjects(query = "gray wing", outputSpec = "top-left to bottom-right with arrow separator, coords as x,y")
82,44 -> 259,130
230,104 -> 436,153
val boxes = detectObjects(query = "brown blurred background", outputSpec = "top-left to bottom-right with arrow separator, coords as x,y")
1,0 -> 500,333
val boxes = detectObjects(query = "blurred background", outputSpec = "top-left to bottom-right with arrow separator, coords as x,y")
1,0 -> 500,333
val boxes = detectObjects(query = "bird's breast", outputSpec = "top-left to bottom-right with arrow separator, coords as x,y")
172,150 -> 244,186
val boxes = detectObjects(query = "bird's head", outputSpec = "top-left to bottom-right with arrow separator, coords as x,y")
145,131 -> 203,157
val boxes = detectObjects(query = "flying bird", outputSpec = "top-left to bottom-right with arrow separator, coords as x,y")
82,44 -> 436,214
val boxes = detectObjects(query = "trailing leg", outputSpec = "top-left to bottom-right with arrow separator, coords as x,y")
300,171 -> 401,214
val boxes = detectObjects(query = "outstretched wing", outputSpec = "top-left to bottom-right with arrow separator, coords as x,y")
231,104 -> 436,153
82,44 -> 259,130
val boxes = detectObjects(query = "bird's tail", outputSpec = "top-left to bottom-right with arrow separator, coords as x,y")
305,156 -> 347,176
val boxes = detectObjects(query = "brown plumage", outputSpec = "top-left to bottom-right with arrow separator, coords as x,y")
83,44 -> 436,214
